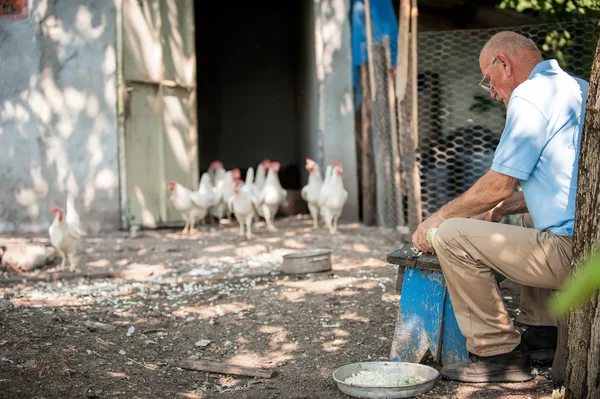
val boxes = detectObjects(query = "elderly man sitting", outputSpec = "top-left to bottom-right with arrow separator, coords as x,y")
412,31 -> 589,383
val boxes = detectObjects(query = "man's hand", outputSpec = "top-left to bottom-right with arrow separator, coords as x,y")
471,201 -> 504,222
412,212 -> 446,253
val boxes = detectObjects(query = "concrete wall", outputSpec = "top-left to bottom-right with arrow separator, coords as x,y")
296,0 -> 320,185
0,1 -> 119,233
314,0 -> 359,221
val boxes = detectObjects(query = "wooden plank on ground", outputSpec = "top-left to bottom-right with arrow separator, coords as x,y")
177,360 -> 277,379
0,271 -> 125,285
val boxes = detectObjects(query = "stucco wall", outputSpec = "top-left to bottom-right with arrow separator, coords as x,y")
315,0 -> 359,222
0,0 -> 119,233
297,0 -> 320,186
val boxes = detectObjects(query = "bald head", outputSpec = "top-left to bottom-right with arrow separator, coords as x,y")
481,31 -> 542,65
478,31 -> 544,106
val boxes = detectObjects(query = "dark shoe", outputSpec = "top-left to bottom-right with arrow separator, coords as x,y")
520,325 -> 557,365
440,345 -> 534,383
494,271 -> 507,285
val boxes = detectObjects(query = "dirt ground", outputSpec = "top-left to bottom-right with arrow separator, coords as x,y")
0,216 -> 558,399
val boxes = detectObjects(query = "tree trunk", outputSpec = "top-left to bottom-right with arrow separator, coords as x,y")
563,20 -> 600,399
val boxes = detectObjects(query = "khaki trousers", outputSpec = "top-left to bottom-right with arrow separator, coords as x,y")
434,214 -> 572,356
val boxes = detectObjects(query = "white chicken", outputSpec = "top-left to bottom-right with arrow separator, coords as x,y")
49,194 -> 81,270
209,160 -> 226,187
210,168 -> 240,224
243,167 -> 261,201
242,167 -> 262,223
319,164 -> 333,206
258,161 -> 287,231
198,172 -> 215,204
319,162 -> 348,235
168,180 -> 208,233
255,159 -> 270,192
301,158 -> 323,228
228,179 -> 257,240
197,172 -> 215,224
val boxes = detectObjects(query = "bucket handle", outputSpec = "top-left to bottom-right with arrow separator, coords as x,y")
308,255 -> 330,263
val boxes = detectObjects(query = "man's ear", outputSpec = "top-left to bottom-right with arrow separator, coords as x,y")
496,53 -> 512,77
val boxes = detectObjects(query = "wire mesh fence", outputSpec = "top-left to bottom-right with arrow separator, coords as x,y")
361,19 -> 597,230
410,20 -> 597,221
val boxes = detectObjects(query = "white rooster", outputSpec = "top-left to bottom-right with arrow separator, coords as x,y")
244,166 -> 261,199
210,168 -> 240,224
168,180 -> 208,233
228,179 -> 257,240
319,162 -> 347,235
255,159 -> 270,192
258,161 -> 287,231
209,160 -> 226,187
49,194 -> 81,270
301,158 -> 323,228
198,172 -> 215,223
319,164 -> 333,206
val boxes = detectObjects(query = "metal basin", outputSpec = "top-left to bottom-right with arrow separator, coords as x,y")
281,249 -> 332,274
332,362 -> 439,399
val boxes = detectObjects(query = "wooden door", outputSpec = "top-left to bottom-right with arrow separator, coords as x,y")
121,0 -> 197,227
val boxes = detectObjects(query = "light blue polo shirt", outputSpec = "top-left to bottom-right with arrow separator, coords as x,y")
491,59 -> 589,236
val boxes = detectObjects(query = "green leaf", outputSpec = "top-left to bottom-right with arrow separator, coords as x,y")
552,249 -> 600,316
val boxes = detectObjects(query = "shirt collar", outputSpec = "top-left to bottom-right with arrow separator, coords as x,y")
529,59 -> 561,78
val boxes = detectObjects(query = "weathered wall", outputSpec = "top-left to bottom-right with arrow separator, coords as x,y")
297,0 -> 320,185
0,1 -> 119,233
315,0 -> 359,221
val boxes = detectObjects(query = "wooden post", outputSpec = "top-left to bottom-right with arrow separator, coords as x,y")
383,35 -> 406,228
372,43 -> 395,228
360,64 -> 377,226
365,0 -> 387,227
396,0 -> 411,234
406,0 -> 422,233
364,0 -> 376,103
396,0 -> 421,233
410,0 -> 419,149
395,0 -> 410,102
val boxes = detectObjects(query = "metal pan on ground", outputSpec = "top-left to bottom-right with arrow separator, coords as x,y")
332,361 -> 439,399
280,249 -> 332,274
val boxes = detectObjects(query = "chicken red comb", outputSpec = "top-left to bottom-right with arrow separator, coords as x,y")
231,168 -> 241,176
168,180 -> 177,185
234,178 -> 244,186
305,158 -> 315,165
331,162 -> 343,168
51,206 -> 62,214
261,159 -> 271,166
209,160 -> 223,169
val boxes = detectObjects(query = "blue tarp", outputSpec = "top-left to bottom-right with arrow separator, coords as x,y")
351,0 -> 399,108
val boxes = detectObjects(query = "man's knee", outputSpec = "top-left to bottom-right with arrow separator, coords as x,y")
434,218 -> 467,251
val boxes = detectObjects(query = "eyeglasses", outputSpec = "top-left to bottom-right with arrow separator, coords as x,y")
479,58 -> 497,93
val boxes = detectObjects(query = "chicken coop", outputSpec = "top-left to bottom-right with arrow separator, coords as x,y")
119,0 -> 359,229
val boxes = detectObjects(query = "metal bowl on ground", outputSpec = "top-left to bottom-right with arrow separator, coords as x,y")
332,362 -> 439,399
280,249 -> 332,274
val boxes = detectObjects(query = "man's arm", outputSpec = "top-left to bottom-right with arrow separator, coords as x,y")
472,191 -> 528,222
438,170 -> 519,219
495,191 -> 527,215
412,170 -> 518,252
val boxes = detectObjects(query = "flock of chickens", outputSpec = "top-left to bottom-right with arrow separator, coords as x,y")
47,158 -> 348,270
168,158 -> 349,238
